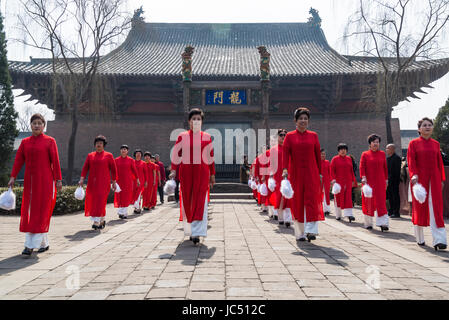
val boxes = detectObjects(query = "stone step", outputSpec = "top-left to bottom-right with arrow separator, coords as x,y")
211,183 -> 252,194
210,193 -> 254,200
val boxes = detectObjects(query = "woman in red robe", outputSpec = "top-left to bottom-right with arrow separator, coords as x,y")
360,134 -> 389,231
9,114 -> 62,256
269,129 -> 292,227
150,156 -> 160,209
79,135 -> 117,230
170,108 -> 215,245
331,143 -> 357,223
114,145 -> 139,219
142,152 -> 157,210
407,117 -> 446,250
133,149 -> 148,214
250,160 -> 257,201
320,149 -> 331,216
282,107 -> 323,242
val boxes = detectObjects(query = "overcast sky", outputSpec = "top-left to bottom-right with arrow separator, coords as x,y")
2,0 -> 449,130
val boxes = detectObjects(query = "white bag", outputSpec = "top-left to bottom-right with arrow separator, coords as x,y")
362,184 -> 373,198
332,182 -> 341,195
74,186 -> 85,201
251,180 -> 257,190
260,183 -> 268,196
248,179 -> 252,187
114,183 -> 121,193
0,187 -> 16,210
280,179 -> 294,199
164,179 -> 177,195
413,183 -> 427,204
268,177 -> 276,192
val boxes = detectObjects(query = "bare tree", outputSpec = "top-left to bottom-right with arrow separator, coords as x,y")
15,0 -> 131,183
344,0 -> 449,143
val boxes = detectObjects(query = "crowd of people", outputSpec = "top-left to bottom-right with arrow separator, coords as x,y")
6,107 -> 447,257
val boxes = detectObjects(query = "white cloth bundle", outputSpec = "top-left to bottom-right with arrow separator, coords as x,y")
260,183 -> 268,196
164,179 -> 177,195
413,183 -> 427,204
248,179 -> 252,187
0,187 -> 16,210
74,186 -> 85,201
332,182 -> 341,195
362,184 -> 373,198
280,179 -> 294,199
114,183 -> 121,193
251,180 -> 257,190
268,177 -> 276,192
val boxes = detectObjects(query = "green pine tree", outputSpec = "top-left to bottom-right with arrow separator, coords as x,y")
433,97 -> 449,157
0,11 -> 18,185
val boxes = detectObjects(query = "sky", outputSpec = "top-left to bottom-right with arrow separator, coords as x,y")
2,0 -> 449,130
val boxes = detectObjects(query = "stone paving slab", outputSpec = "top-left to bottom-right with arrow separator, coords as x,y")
0,198 -> 448,300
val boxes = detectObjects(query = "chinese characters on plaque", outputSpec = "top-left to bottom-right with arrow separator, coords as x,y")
206,90 -> 247,105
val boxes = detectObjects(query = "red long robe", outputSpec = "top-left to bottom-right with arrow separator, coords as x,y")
171,130 -> 215,223
250,160 -> 257,200
321,159 -> 331,206
331,155 -> 356,210
142,161 -> 156,208
407,137 -> 446,228
81,151 -> 117,217
114,156 -> 138,208
133,159 -> 148,204
283,129 -> 323,222
360,150 -> 388,217
150,161 -> 159,208
11,134 -> 62,233
268,144 -> 290,210
255,152 -> 270,205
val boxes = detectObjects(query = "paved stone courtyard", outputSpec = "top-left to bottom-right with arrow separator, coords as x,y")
0,197 -> 449,300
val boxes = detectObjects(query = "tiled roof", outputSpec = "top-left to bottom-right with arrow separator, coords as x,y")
8,22 -> 449,79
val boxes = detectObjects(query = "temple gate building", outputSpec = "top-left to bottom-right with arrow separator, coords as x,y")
8,14 -> 449,182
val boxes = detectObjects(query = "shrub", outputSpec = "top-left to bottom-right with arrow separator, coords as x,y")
0,186 -> 115,215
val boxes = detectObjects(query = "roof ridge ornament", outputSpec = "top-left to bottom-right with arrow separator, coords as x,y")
132,6 -> 145,28
307,7 -> 322,28
182,45 -> 194,82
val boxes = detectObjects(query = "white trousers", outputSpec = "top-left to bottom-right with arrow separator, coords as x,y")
364,212 -> 389,228
293,208 -> 318,239
414,185 -> 447,246
133,193 -> 142,210
25,233 -> 49,249
90,216 -> 105,223
335,206 -> 354,219
182,194 -> 208,238
117,207 -> 128,217
322,186 -> 331,212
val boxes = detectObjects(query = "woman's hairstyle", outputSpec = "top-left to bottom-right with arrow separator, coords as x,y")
294,107 -> 310,121
337,143 -> 348,151
30,113 -> 46,125
94,135 -> 107,146
120,144 -> 129,150
320,148 -> 326,153
367,134 -> 381,145
188,108 -> 205,121
417,117 -> 434,129
278,129 -> 287,135
134,149 -> 143,158
144,151 -> 152,157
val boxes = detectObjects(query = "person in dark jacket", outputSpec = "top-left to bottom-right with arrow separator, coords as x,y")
386,144 -> 402,218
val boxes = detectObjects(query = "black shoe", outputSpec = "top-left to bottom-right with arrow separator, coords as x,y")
134,209 -> 141,214
37,246 -> 49,253
366,226 -> 373,230
274,216 -> 278,221
279,221 -> 284,225
192,237 -> 200,245
285,222 -> 291,228
434,243 -> 447,251
22,247 -> 33,256
380,226 -> 389,232
98,221 -> 106,229
306,234 -> 316,242
348,216 -> 355,223
296,237 -> 306,242
417,242 -> 426,246
143,207 -> 149,211
390,214 -> 400,219
324,211 -> 330,216
336,217 -> 341,221
92,224 -> 99,230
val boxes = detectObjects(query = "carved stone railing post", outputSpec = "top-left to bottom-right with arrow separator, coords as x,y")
258,46 -> 271,147
182,45 -> 194,127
